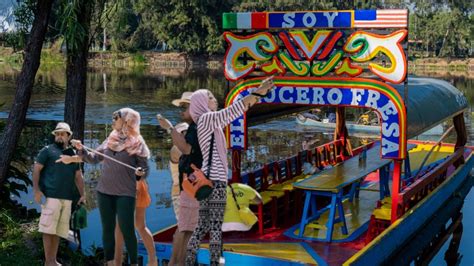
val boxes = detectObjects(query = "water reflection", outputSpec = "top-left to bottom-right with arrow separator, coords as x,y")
0,66 -> 228,125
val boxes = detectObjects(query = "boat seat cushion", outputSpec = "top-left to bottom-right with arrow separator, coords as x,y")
268,173 -> 310,192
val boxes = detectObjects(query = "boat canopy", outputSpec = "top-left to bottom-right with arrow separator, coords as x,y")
224,76 -> 467,159
240,77 -> 467,139
393,77 -> 467,138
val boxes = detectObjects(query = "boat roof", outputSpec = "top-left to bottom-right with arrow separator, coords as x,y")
393,77 -> 467,138
241,77 -> 467,139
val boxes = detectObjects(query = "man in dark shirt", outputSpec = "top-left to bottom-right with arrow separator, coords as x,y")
32,122 -> 85,266
158,92 -> 202,266
177,122 -> 203,189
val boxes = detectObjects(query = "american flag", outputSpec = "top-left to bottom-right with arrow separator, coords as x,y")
354,9 -> 408,28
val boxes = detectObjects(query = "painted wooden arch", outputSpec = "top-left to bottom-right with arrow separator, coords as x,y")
225,77 -> 407,160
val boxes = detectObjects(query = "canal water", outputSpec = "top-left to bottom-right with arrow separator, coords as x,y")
0,66 -> 472,265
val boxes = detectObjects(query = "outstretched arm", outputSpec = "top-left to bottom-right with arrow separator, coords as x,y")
56,155 -> 82,164
202,76 -> 275,130
72,139 -> 105,164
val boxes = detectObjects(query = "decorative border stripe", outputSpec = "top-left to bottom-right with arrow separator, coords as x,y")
222,10 -> 407,29
251,12 -> 268,29
224,77 -> 407,159
237,13 -> 251,29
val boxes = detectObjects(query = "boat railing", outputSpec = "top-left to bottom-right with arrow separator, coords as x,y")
240,138 -> 352,188
398,148 -> 464,216
308,139 -> 348,169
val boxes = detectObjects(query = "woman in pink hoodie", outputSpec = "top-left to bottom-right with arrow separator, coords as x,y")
185,77 -> 275,265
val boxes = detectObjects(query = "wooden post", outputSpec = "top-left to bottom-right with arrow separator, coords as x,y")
391,160 -> 403,223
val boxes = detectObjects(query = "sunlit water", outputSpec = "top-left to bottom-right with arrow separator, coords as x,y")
0,66 -> 472,265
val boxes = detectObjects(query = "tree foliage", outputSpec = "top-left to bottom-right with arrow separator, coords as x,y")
409,0 -> 472,58
3,0 -> 36,51
131,0 -> 235,54
8,0 -> 473,57
99,0 -> 473,57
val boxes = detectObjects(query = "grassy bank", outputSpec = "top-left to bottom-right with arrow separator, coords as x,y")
0,47 -> 472,72
0,204 -> 101,265
410,58 -> 472,71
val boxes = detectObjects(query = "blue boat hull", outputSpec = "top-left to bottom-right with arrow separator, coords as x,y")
344,153 -> 474,265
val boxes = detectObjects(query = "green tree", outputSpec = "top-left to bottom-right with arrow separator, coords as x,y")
134,0 -> 234,54
410,0 -> 472,58
57,0 -> 95,141
104,0 -> 140,51
3,0 -> 36,51
0,0 -> 55,183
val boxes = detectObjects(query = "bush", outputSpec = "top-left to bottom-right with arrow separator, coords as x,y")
0,207 -> 102,265
132,53 -> 146,64
0,208 -> 43,265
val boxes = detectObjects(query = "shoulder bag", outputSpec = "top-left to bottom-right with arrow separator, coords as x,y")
182,134 -> 214,201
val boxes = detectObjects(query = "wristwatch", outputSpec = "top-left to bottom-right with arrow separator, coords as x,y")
167,127 -> 174,134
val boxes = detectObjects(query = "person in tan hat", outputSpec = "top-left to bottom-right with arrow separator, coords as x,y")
157,92 -> 200,266
32,122 -> 85,266
171,91 -> 192,107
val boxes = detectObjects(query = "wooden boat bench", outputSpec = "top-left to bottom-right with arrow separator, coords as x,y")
293,143 -> 394,242
247,168 -> 286,234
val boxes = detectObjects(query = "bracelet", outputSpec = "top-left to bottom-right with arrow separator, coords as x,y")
251,92 -> 269,98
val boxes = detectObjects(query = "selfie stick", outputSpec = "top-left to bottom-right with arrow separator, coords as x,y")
71,140 -> 139,171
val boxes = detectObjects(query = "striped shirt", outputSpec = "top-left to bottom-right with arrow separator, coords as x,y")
197,100 -> 246,182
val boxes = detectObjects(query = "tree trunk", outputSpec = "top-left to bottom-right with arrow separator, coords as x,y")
0,0 -> 54,183
64,0 -> 93,141
439,26 -> 451,57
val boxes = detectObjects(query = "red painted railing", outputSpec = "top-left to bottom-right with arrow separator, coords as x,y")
397,148 -> 464,217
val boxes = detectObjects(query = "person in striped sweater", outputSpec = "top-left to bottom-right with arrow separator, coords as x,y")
185,76 -> 275,265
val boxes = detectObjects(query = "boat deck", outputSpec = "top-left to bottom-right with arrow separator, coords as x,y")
146,142 -> 462,266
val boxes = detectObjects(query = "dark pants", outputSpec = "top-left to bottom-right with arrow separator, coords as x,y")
186,181 -> 227,266
97,192 -> 137,264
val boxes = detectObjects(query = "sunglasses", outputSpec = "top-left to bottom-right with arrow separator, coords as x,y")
112,111 -> 121,120
54,132 -> 68,137
179,103 -> 189,111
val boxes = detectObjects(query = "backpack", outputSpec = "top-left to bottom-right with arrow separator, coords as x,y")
71,204 -> 87,230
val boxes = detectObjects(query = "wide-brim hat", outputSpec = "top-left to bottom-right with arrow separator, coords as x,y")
171,92 -> 193,107
52,122 -> 73,136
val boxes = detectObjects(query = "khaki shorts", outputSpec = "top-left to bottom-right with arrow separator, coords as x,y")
177,192 -> 199,232
38,198 -> 72,239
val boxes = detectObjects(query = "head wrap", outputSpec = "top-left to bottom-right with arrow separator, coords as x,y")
189,89 -> 227,166
100,107 -> 150,158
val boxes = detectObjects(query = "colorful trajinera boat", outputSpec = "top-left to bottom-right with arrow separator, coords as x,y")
147,9 -> 473,265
